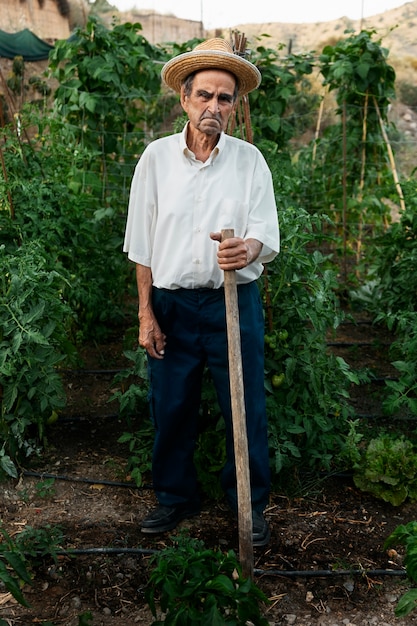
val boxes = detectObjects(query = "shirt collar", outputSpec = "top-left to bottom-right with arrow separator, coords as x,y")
180,122 -> 224,164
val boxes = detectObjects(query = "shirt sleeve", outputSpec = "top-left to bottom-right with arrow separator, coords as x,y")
123,149 -> 155,267
244,148 -> 280,263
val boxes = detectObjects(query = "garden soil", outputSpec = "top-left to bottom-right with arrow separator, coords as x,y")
2,310 -> 417,626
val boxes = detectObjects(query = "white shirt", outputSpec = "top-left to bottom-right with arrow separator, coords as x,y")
123,124 -> 280,289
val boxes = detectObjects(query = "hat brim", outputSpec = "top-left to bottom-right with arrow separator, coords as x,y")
161,49 -> 261,96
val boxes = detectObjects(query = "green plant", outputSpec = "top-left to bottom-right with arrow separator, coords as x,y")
35,478 -> 56,499
384,521 -> 417,616
337,418 -> 364,468
249,40 -> 315,148
0,523 -> 32,607
352,433 -> 417,505
258,160 -> 363,476
0,522 -> 64,611
297,30 -> 398,275
146,534 -> 269,625
381,312 -> 417,418
0,242 -> 72,476
118,421 -> 153,487
12,524 -> 64,566
365,189 -> 417,316
357,191 -> 417,420
0,106 -> 131,341
111,347 -> 149,419
48,16 -> 168,206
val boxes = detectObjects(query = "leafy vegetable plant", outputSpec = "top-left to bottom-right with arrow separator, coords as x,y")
0,523 -> 32,607
146,534 -> 269,625
384,521 -> 417,617
0,242 -> 72,477
352,434 -> 417,505
0,522 -> 64,609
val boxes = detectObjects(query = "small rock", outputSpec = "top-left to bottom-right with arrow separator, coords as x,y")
384,593 -> 398,603
283,615 -> 297,625
71,596 -> 82,610
343,578 -> 355,592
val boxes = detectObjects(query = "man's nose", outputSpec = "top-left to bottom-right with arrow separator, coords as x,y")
208,97 -> 221,112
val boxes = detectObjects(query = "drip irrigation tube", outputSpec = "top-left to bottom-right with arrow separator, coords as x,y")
57,413 -> 119,423
57,547 -> 157,556
252,568 -> 407,579
22,470 -> 153,491
21,474 -> 408,580
326,341 -> 391,347
50,547 -> 407,579
61,369 -> 124,375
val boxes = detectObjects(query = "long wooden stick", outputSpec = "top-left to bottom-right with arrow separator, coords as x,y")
373,96 -> 406,214
221,228 -> 254,580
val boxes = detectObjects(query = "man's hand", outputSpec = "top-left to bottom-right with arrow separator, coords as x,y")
138,309 -> 166,359
210,232 -> 262,271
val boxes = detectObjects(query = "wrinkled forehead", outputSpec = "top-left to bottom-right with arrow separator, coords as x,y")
184,68 -> 238,93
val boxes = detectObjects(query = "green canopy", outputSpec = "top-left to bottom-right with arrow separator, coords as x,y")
0,29 -> 54,61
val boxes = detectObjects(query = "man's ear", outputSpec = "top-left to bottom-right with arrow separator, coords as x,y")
180,86 -> 187,111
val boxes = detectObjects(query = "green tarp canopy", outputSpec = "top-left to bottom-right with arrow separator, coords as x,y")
0,28 -> 54,61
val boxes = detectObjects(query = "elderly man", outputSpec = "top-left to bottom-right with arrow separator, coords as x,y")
123,38 -> 280,547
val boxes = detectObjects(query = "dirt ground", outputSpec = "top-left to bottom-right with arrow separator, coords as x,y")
2,310 -> 417,625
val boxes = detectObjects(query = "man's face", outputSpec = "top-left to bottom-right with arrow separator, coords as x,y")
180,69 -> 237,136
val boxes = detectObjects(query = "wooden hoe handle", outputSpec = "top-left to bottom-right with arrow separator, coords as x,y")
221,228 -> 254,580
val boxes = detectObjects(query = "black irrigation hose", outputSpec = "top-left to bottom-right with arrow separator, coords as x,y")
50,547 -> 407,579
22,470 -> 153,491
57,547 -> 158,556
339,320 -> 377,325
326,341 -> 391,347
252,568 -> 407,579
22,473 -> 409,579
57,413 -> 120,423
61,369 -> 124,375
59,337 -> 393,378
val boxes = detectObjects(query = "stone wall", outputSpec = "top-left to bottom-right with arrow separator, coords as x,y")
0,0 -> 70,41
110,9 -> 205,44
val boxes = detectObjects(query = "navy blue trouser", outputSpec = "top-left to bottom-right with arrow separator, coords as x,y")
147,281 -> 270,513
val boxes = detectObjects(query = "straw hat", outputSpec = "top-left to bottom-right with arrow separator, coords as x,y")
161,38 -> 261,96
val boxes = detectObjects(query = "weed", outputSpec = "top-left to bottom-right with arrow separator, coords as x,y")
35,478 -> 56,499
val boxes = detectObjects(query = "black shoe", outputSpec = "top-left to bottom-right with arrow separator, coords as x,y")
252,510 -> 270,547
141,504 -> 200,534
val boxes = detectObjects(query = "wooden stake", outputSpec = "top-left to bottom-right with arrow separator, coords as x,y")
356,92 -> 369,269
342,101 -> 348,283
312,95 -> 325,163
373,96 -> 406,214
221,228 -> 254,580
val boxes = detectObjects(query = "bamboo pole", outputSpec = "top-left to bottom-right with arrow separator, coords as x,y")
342,101 -> 348,283
0,142 -> 14,220
221,228 -> 254,581
312,96 -> 325,163
356,92 -> 369,268
373,96 -> 406,214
